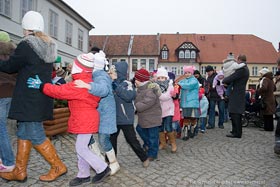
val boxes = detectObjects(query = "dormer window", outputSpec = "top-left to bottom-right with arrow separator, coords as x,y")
161,44 -> 169,60
179,50 -> 184,59
162,51 -> 168,59
185,50 -> 190,58
191,51 -> 196,59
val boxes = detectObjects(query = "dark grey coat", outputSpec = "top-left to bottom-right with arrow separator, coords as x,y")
223,63 -> 249,114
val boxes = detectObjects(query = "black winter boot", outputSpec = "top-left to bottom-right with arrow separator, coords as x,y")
92,166 -> 111,184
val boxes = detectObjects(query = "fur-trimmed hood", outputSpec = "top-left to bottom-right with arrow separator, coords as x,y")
0,41 -> 15,56
21,35 -> 57,63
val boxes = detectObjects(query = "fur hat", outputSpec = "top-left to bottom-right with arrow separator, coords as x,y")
135,68 -> 150,82
183,65 -> 195,74
156,67 -> 169,79
71,53 -> 94,74
0,31 -> 10,42
259,68 -> 270,75
92,50 -> 109,71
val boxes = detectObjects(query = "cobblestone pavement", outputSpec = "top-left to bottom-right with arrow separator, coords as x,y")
1,119 -> 280,187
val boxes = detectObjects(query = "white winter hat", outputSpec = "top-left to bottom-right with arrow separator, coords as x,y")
71,53 -> 94,74
156,67 -> 169,79
93,50 -> 109,70
259,68 -> 270,75
22,11 -> 44,32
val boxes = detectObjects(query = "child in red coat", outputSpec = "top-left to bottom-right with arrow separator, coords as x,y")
27,53 -> 111,186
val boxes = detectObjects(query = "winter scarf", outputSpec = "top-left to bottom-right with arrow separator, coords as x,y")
155,79 -> 169,93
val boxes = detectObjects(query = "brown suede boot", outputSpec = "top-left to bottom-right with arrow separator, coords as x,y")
0,139 -> 32,182
159,132 -> 167,150
33,138 -> 67,182
167,132 -> 177,153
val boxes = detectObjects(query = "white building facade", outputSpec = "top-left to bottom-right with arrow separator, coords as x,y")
0,0 -> 93,67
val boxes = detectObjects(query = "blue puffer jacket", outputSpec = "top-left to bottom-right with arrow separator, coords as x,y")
178,75 -> 199,109
89,70 -> 117,134
112,62 -> 136,125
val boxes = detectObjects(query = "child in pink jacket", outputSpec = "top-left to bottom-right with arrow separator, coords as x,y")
155,67 -> 176,153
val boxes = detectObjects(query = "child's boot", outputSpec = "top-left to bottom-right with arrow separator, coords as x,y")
167,132 -> 177,153
274,136 -> 280,155
106,149 -> 120,175
159,132 -> 167,149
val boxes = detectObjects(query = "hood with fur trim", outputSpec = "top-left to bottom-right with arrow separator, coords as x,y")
0,41 -> 15,56
21,35 -> 57,63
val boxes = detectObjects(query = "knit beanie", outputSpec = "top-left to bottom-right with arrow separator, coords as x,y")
71,52 -> 94,74
135,68 -> 150,82
183,65 -> 195,74
156,67 -> 169,79
0,31 -> 10,42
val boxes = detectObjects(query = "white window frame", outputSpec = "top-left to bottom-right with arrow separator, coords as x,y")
179,50 -> 184,59
149,59 -> 155,72
171,66 -> 177,75
191,51 -> 196,59
49,10 -> 58,38
252,66 -> 258,76
185,50 -> 190,58
132,59 -> 138,71
78,29 -> 84,50
0,0 -> 11,17
140,59 -> 146,69
161,51 -> 168,59
65,20 -> 73,45
272,67 -> 278,75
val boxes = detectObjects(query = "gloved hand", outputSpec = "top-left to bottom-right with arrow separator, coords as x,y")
112,82 -> 118,90
27,75 -> 42,89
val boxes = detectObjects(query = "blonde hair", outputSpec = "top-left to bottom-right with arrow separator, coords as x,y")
34,31 -> 52,43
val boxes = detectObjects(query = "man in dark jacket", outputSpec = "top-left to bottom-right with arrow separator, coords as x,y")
109,62 -> 150,167
223,54 -> 249,138
205,65 -> 225,129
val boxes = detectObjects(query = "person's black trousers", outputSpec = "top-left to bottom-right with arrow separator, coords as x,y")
110,124 -> 148,162
230,113 -> 242,138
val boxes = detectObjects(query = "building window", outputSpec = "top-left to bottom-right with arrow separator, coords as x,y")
140,59 -> 146,69
49,10 -> 58,38
191,51 -> 196,59
171,67 -> 177,76
201,66 -> 206,75
179,50 -> 184,59
149,59 -> 155,72
21,0 -> 33,18
65,20 -> 72,45
132,59 -> 138,71
78,29 -> 83,50
120,59 -> 126,62
185,50 -> 190,58
0,0 -> 11,17
162,51 -> 168,59
112,59 -> 117,63
180,66 -> 184,75
252,66 -> 258,76
272,67 -> 278,75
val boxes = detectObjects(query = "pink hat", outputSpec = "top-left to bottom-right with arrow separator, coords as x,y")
183,65 -> 195,74
71,53 -> 94,74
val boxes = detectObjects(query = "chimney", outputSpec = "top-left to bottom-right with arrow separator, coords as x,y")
231,35 -> 234,40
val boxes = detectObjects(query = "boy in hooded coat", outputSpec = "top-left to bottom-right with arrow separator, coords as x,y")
109,61 -> 150,167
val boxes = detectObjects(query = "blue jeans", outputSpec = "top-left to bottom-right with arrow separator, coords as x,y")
98,133 -> 113,152
172,121 -> 181,133
0,98 -> 14,166
17,121 -> 46,145
159,116 -> 173,132
136,125 -> 159,159
208,99 -> 225,128
199,117 -> 207,131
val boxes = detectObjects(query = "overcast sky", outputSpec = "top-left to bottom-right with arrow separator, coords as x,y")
64,0 -> 280,50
